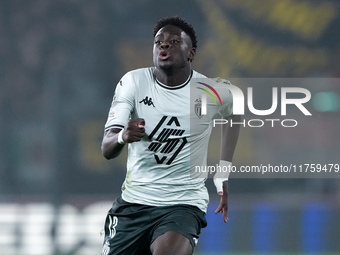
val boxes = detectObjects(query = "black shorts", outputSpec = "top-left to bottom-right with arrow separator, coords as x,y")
101,196 -> 207,255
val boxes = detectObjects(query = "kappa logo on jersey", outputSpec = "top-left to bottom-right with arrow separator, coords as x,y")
139,96 -> 155,107
148,116 -> 187,165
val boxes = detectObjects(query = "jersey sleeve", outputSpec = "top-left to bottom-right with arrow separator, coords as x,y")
104,72 -> 135,131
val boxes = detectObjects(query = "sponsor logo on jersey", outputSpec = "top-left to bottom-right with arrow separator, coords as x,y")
148,116 -> 186,165
139,96 -> 155,107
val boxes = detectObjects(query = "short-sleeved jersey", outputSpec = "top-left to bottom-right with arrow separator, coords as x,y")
105,67 -> 233,213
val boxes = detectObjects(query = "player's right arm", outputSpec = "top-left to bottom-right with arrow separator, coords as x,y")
101,119 -> 145,159
102,72 -> 143,159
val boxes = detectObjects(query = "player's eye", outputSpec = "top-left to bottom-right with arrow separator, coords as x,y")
171,39 -> 179,44
154,40 -> 161,45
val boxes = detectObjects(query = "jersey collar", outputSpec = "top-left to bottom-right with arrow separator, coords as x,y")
155,70 -> 193,90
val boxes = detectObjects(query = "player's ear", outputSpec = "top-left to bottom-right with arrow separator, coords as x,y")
188,47 -> 196,62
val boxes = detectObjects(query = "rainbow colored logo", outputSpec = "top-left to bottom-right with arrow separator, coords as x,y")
196,82 -> 223,106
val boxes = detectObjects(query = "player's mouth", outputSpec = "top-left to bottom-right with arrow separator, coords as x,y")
159,50 -> 170,60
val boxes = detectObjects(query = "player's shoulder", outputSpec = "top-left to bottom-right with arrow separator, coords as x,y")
213,77 -> 232,85
192,70 -> 208,79
122,67 -> 155,83
191,70 -> 231,85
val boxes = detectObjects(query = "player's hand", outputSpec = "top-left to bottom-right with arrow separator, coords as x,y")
214,181 -> 229,223
122,118 -> 145,143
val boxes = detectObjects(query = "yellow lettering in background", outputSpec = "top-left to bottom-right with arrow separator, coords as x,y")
117,0 -> 336,78
198,0 -> 330,77
222,0 -> 336,40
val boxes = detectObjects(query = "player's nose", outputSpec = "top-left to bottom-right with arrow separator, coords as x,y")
160,41 -> 170,49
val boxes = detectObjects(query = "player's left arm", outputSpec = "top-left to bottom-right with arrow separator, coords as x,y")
215,114 -> 241,223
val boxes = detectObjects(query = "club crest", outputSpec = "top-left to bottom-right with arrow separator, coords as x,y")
195,98 -> 203,118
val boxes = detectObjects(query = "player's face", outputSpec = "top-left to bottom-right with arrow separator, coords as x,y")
153,25 -> 195,71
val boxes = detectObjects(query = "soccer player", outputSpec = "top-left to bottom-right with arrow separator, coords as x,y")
100,16 -> 240,255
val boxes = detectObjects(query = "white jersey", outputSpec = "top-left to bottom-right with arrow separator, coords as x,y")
105,67 -> 233,212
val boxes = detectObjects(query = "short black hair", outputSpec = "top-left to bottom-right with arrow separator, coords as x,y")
153,16 -> 198,49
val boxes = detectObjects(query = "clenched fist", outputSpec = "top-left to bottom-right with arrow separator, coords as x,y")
121,118 -> 145,143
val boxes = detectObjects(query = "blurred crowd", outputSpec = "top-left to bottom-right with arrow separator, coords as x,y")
0,0 -> 119,194
0,0 -> 116,121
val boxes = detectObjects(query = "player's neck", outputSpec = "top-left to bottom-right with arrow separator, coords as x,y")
155,67 -> 192,87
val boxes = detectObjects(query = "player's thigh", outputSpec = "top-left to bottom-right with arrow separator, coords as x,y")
150,231 -> 192,255
150,204 -> 207,255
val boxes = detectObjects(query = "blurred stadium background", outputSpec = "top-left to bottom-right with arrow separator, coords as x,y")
1,0 -> 340,254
